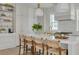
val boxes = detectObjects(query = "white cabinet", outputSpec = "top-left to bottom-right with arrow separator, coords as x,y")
68,33 -> 79,55
55,3 -> 76,20
0,33 -> 19,50
54,4 -> 77,32
55,3 -> 70,20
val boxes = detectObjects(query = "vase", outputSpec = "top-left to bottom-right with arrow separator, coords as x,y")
33,30 -> 42,34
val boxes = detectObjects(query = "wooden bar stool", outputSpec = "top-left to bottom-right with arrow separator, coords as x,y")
19,35 -> 26,55
46,39 -> 67,55
33,38 -> 45,55
25,36 -> 35,55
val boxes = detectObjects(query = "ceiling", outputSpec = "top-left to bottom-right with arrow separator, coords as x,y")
16,3 -> 56,8
16,3 -> 79,8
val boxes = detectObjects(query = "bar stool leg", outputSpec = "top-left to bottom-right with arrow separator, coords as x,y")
19,38 -> 21,55
46,46 -> 48,55
59,47 -> 61,55
26,45 -> 28,54
35,47 -> 36,55
19,45 -> 21,55
66,49 -> 68,55
42,44 -> 44,55
46,50 -> 49,55
31,46 -> 35,55
23,39 -> 26,55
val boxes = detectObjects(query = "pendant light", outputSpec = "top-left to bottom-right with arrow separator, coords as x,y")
35,3 -> 43,16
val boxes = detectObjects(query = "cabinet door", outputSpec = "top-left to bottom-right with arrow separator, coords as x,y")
55,3 -> 71,20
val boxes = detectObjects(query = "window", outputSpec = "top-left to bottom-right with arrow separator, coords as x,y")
76,9 -> 79,31
50,14 -> 58,31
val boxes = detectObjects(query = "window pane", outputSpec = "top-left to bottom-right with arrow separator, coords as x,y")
50,14 -> 58,31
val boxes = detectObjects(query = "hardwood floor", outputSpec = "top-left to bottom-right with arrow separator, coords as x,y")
0,47 -> 66,55
0,47 -> 19,55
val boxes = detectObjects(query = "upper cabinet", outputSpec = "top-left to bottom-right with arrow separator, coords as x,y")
0,4 -> 15,33
54,3 -> 76,21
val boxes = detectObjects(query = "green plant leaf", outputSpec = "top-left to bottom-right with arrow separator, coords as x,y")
32,23 -> 42,31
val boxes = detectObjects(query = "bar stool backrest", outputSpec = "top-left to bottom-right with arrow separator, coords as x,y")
34,37 -> 43,44
46,40 -> 60,48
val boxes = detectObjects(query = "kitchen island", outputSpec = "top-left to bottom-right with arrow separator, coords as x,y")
0,33 -> 19,50
68,32 -> 79,55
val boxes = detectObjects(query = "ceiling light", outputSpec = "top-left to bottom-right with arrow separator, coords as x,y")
35,3 -> 43,16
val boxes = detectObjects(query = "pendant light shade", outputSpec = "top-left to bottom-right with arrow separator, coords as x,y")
35,3 -> 43,16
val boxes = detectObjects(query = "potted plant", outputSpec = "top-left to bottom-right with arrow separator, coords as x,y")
32,23 -> 42,33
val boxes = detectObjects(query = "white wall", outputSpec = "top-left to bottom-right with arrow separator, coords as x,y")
43,8 -> 51,32
15,3 -> 53,34
15,3 -> 79,33
16,4 -> 38,34
15,4 -> 23,34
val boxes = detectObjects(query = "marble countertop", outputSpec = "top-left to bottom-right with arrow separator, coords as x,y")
25,33 -> 69,44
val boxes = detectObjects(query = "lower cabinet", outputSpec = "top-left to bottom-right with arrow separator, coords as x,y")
0,33 -> 19,50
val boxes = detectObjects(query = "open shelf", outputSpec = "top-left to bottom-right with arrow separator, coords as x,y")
0,4 -> 15,33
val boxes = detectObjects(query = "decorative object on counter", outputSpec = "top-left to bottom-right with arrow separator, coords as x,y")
54,32 -> 72,34
54,32 -> 61,39
8,28 -> 13,33
54,32 -> 72,39
47,32 -> 52,35
59,32 -> 72,34
44,32 -> 53,36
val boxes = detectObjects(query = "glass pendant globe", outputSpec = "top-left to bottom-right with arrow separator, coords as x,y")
35,8 -> 43,16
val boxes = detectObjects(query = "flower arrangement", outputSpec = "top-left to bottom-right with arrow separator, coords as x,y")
32,23 -> 42,31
